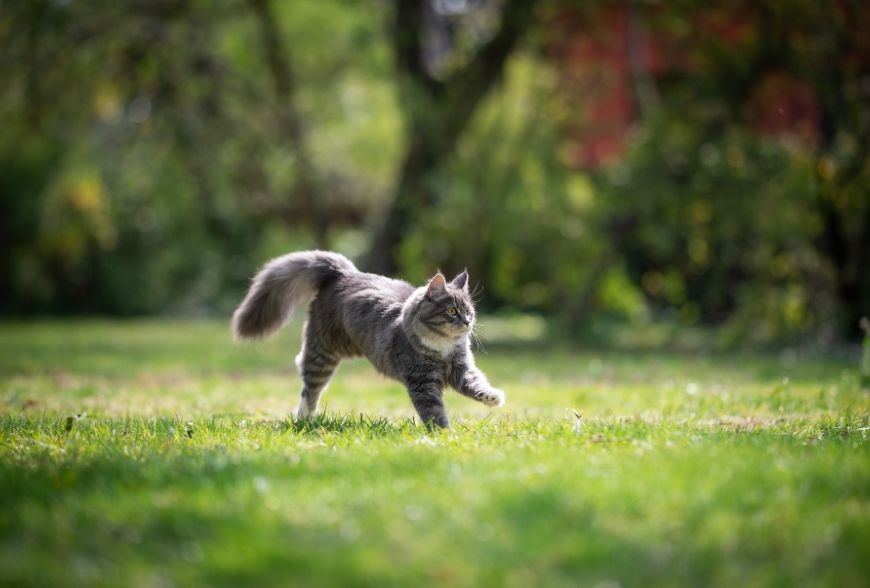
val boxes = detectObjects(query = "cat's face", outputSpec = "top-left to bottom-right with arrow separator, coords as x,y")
411,271 -> 475,343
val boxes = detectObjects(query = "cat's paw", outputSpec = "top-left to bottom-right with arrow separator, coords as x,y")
481,387 -> 505,407
294,403 -> 314,421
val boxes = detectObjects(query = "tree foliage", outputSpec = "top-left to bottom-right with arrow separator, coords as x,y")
0,0 -> 866,342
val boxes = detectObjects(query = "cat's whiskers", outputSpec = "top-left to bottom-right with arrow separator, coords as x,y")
469,321 -> 487,353
469,281 -> 485,303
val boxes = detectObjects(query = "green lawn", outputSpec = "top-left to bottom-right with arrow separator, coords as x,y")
0,320 -> 867,587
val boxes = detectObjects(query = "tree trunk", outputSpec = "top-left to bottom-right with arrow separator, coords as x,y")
811,15 -> 870,341
249,0 -> 329,248
364,0 -> 538,275
366,140 -> 440,275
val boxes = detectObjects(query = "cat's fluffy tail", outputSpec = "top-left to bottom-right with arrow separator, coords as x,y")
232,250 -> 356,341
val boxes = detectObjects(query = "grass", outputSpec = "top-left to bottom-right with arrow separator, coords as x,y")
0,319 -> 867,587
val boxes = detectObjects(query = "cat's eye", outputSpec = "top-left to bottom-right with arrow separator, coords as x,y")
447,307 -> 458,316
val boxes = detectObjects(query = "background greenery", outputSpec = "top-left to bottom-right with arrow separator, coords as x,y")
2,4 -> 868,585
2,0 -> 867,343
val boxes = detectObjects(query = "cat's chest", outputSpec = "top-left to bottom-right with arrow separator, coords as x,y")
394,346 -> 453,382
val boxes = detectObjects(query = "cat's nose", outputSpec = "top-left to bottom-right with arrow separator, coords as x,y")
462,317 -> 470,326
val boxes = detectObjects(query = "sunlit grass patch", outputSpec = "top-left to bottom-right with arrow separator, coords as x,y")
0,320 -> 867,587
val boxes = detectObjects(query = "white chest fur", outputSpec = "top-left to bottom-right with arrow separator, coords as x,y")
418,333 -> 466,358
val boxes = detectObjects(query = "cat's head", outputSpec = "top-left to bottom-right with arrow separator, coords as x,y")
405,271 -> 475,351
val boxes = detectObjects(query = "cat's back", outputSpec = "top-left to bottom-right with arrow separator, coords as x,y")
322,271 -> 412,366
337,271 -> 415,306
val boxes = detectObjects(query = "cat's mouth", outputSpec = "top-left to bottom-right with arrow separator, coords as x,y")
450,323 -> 473,337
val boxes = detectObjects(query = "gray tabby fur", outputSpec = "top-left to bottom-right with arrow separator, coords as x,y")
232,250 -> 504,428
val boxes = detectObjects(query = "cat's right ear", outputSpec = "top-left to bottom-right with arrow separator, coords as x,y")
450,270 -> 469,291
426,273 -> 447,297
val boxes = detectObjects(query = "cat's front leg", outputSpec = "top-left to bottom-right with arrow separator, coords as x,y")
407,383 -> 450,429
451,363 -> 505,408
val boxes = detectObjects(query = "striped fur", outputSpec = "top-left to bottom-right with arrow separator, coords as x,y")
231,251 -> 504,428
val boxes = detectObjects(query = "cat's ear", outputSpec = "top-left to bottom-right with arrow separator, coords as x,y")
451,269 -> 469,291
426,273 -> 447,297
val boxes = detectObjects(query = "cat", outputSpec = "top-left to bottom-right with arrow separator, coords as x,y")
231,250 -> 504,429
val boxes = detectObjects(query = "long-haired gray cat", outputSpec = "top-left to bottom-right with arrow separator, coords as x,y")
231,250 -> 504,429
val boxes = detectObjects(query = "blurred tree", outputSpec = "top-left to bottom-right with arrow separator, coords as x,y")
365,0 -> 540,274
548,0 -> 869,340
0,0 -> 864,344
248,0 -> 328,245
0,0 -> 394,314
795,2 -> 869,339
675,0 -> 869,339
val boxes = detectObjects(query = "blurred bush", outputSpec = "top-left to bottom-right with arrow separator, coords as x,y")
598,110 -> 830,343
0,0 -> 866,344
0,0 -> 399,315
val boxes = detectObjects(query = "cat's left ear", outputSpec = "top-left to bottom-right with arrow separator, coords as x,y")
451,269 -> 469,291
426,273 -> 447,297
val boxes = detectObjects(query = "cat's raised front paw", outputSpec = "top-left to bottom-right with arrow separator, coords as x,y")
481,388 -> 505,407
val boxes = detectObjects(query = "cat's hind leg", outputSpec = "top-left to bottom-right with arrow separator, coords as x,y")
293,329 -> 339,420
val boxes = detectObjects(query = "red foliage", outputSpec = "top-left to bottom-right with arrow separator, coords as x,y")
547,4 -> 825,169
